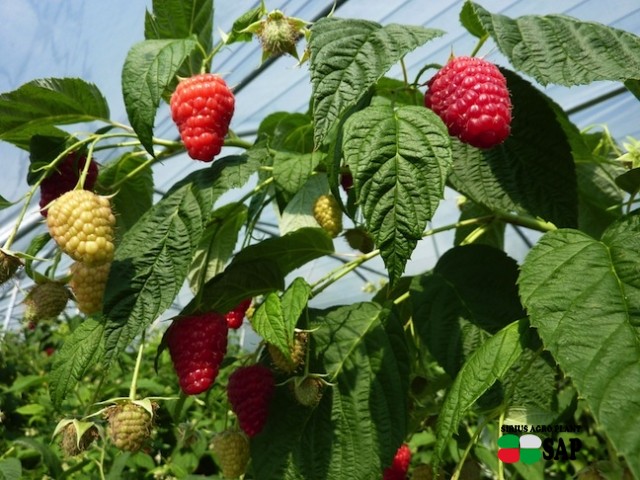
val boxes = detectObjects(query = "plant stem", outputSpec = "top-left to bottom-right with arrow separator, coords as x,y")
129,333 -> 146,401
224,137 -> 253,150
109,153 -> 157,190
498,410 -> 506,480
310,249 -> 380,297
412,63 -> 443,86
400,58 -> 409,86
470,34 -> 489,57
495,210 -> 557,232
422,215 -> 493,238
451,419 -> 489,480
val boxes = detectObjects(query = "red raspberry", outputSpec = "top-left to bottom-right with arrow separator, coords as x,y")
225,298 -> 252,330
424,56 -> 512,149
383,443 -> 411,480
170,73 -> 235,162
39,153 -> 98,217
227,364 -> 275,437
167,313 -> 229,395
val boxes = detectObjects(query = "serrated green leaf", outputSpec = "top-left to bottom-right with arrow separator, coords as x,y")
98,152 -> 154,238
15,404 -> 46,416
187,203 -> 247,293
518,217 -> 640,478
0,458 -> 21,480
460,1 -> 487,38
195,228 -> 333,314
309,17 -> 443,145
411,245 -> 524,376
145,0 -> 213,85
625,79 -> 640,101
273,152 -> 322,199
343,104 -> 452,282
449,69 -> 577,228
253,303 -> 409,480
433,320 -> 526,470
257,112 -> 315,154
467,2 -> 640,86
371,77 -> 423,107
13,437 -> 62,478
280,278 -> 311,333
49,318 -> 104,409
102,162 -> 237,361
122,38 -> 198,155
252,293 -> 287,353
27,134 -> 75,186
0,78 -> 109,146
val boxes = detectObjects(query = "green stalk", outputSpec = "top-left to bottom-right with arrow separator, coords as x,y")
495,210 -> 557,232
469,34 -> 489,58
129,333 -> 146,401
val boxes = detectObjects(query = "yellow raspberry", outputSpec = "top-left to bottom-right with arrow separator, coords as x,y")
312,194 -> 342,238
106,402 -> 154,452
24,281 -> 69,322
268,332 -> 308,373
47,190 -> 115,265
212,430 -> 250,479
69,262 -> 110,315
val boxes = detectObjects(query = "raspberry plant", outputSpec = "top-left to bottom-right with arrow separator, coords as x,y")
1,0 -> 640,479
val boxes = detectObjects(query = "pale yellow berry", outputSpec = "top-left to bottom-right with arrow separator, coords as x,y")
312,194 -> 342,238
69,262 -> 110,314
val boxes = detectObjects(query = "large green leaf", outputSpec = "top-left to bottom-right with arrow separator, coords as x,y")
518,216 -> 640,478
252,303 -> 409,480
122,38 -> 198,155
465,2 -> 640,86
0,78 -> 109,145
343,105 -> 452,282
145,0 -> 213,84
258,112 -> 315,153
411,245 -> 524,376
102,160 -> 246,360
0,458 -> 21,480
433,320 -> 527,469
49,318 -> 105,409
98,152 -> 154,238
309,17 -> 443,145
273,151 -> 322,199
187,203 -> 247,293
194,228 -> 334,314
449,69 -> 577,228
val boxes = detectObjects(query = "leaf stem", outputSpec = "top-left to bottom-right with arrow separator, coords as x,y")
451,419 -> 489,480
412,63 -> 442,86
108,153 -> 157,190
498,410 -> 506,480
224,136 -> 253,150
400,58 -> 409,86
495,211 -> 557,232
470,34 -> 489,58
310,249 -> 380,297
129,333 -> 146,401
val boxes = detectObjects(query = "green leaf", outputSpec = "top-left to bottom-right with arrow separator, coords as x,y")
0,195 -> 11,210
187,203 -> 247,293
15,404 -> 46,416
27,134 -> 75,185
372,77 -> 423,107
466,2 -> 640,85
518,217 -> 640,478
49,318 -> 104,409
343,104 -> 452,282
273,152 -> 322,199
615,168 -> 640,195
196,228 -> 333,314
252,303 -> 409,480
103,164 -> 228,361
309,17 -> 443,145
122,38 -> 198,155
411,245 -> 524,376
0,78 -> 109,145
460,1 -> 487,38
449,69 -> 577,228
433,320 -> 527,469
225,4 -> 267,45
145,0 -> 213,85
258,112 -> 315,153
625,79 -> 640,101
13,438 -> 62,478
98,152 -> 154,238
0,458 -> 21,480
253,278 -> 312,357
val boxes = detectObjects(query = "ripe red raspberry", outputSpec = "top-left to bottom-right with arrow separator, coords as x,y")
424,56 -> 512,149
225,298 -> 252,330
383,443 -> 411,480
227,364 -> 275,437
167,312 -> 229,395
39,153 -> 99,217
170,73 -> 235,162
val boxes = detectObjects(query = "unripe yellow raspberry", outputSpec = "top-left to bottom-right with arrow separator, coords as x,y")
24,281 -> 70,322
47,190 -> 115,265
212,430 -> 250,479
312,194 -> 342,238
106,402 -> 154,452
69,262 -> 110,314
268,332 -> 308,373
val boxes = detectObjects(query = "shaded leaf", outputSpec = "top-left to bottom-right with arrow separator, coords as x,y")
0,458 -> 21,480
279,174 -> 330,236
273,152 -> 322,198
309,17 -> 443,145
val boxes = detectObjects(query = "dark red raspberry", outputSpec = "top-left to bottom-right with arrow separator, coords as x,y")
227,364 -> 275,437
225,298 -> 252,330
39,153 -> 98,217
166,312 -> 229,395
340,171 -> 353,192
170,73 -> 235,162
383,443 -> 411,480
424,56 -> 512,149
